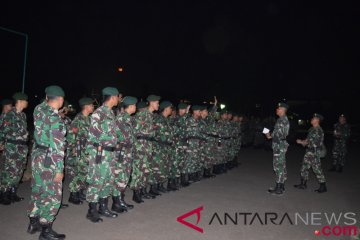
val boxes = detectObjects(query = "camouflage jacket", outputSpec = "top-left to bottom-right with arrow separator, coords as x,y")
0,107 -> 29,144
334,123 -> 351,142
153,114 -> 174,145
173,113 -> 189,143
184,116 -> 204,141
133,108 -> 155,139
217,119 -> 232,138
88,105 -> 118,147
306,126 -> 324,149
272,115 -> 289,145
33,101 -> 66,173
67,112 -> 91,150
115,112 -> 135,146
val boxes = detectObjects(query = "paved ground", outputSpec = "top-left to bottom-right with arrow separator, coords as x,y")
1,144 -> 359,240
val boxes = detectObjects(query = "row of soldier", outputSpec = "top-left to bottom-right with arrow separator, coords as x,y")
0,85 -> 242,240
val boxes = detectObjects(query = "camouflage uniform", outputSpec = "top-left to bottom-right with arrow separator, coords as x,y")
131,109 -> 155,190
112,111 -> 135,196
332,123 -> 351,167
200,108 -> 218,170
28,101 -> 66,224
0,107 -> 29,191
184,116 -> 203,174
68,112 -> 91,193
271,116 -> 289,184
300,126 -> 326,183
174,113 -> 189,174
217,119 -> 232,165
86,105 -> 118,203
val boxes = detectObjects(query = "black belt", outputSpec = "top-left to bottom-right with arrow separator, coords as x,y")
35,143 -> 48,150
221,137 -> 231,140
187,136 -> 205,141
207,134 -> 219,138
92,143 -> 116,152
158,141 -> 173,146
6,139 -> 28,145
136,136 -> 155,141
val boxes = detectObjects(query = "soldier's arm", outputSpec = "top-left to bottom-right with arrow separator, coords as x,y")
49,115 -> 66,173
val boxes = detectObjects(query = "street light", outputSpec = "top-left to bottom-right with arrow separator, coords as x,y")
0,26 -> 28,93
220,104 -> 226,110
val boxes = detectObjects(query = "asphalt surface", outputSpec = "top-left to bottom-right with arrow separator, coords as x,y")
1,145 -> 359,240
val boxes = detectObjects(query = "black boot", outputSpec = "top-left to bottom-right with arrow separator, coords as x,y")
121,191 -> 133,209
203,169 -> 212,178
79,189 -> 86,201
111,196 -> 126,213
60,203 -> 69,209
10,187 -> 24,202
157,183 -> 168,193
328,165 -> 337,172
68,192 -> 83,205
1,190 -> 11,205
132,190 -> 144,203
281,183 -> 285,192
98,197 -> 118,218
86,203 -> 103,223
141,187 -> 155,199
39,222 -> 66,240
337,165 -> 343,173
209,168 -> 216,178
213,165 -> 220,174
294,179 -> 307,189
149,185 -> 161,196
268,183 -> 283,195
181,174 -> 190,187
167,179 -> 178,191
315,182 -> 327,193
175,177 -> 181,189
27,216 -> 42,234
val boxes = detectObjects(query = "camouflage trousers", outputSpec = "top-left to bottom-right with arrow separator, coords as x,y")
185,140 -> 201,174
86,147 -> 115,202
202,140 -> 216,169
332,141 -> 347,166
168,148 -> 180,179
300,150 -> 326,183
69,153 -> 88,193
28,149 -> 62,224
152,144 -> 169,184
111,146 -> 132,196
272,146 -> 288,184
130,140 -> 152,190
176,144 -> 188,174
0,142 -> 28,190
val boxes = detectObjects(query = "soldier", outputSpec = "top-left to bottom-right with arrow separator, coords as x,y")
184,105 -> 204,183
0,99 -> 13,127
294,113 -> 327,193
174,103 -> 191,187
215,110 -> 232,174
111,96 -> 137,212
131,95 -> 160,203
27,85 -> 66,240
85,87 -> 120,223
68,98 -> 94,205
329,114 -> 351,173
0,93 -> 29,205
265,102 -> 290,195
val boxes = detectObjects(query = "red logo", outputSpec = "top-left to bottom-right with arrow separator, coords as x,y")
177,206 -> 204,233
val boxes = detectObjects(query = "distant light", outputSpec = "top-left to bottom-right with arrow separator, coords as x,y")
220,104 -> 226,110
255,104 -> 261,108
118,67 -> 123,72
298,119 -> 304,125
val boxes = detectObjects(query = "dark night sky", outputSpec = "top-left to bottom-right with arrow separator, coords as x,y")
1,1 -> 359,121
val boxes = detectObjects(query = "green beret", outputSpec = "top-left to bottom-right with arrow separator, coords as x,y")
137,101 -> 148,109
12,92 -> 28,101
313,113 -> 324,121
159,101 -> 173,111
178,103 -> 188,110
79,97 -> 94,107
146,95 -> 161,102
200,106 -> 208,111
102,87 -> 119,96
192,105 -> 202,111
45,85 -> 65,97
122,96 -> 138,106
277,102 -> 289,110
1,99 -> 13,106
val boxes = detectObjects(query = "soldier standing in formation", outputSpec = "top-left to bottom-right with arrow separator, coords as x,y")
294,113 -> 327,193
329,114 -> 351,173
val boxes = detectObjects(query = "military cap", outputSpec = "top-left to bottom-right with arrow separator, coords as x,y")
313,113 -> 324,121
159,101 -> 173,111
102,87 -> 119,96
339,114 -> 346,118
45,85 -> 65,97
1,99 -> 13,106
192,105 -> 202,111
79,97 -> 94,107
178,103 -> 188,110
146,94 -> 161,102
122,96 -> 138,106
137,101 -> 148,109
12,92 -> 28,101
277,102 -> 289,109
220,109 -> 228,115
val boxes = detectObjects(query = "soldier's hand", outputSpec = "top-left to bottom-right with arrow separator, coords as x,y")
54,173 -> 64,183
186,105 -> 191,113
214,96 -> 218,106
